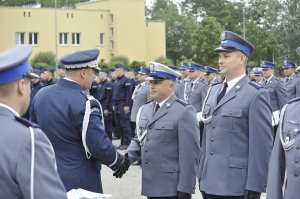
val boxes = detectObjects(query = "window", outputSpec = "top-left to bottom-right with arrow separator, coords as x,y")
15,32 -> 25,45
59,33 -> 68,45
72,33 -> 80,45
110,40 -> 114,50
29,32 -> 38,45
110,28 -> 114,36
100,33 -> 105,45
110,14 -> 113,24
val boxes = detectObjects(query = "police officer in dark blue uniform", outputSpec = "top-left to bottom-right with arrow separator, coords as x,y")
96,69 -> 114,140
89,70 -> 99,98
31,49 -> 129,193
110,68 -> 121,139
42,67 -> 56,86
112,64 -> 133,150
25,68 -> 45,120
57,63 -> 66,79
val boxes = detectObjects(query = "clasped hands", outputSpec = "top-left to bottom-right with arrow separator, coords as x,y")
113,153 -> 130,178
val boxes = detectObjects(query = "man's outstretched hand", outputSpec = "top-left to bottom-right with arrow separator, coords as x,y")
113,153 -> 130,178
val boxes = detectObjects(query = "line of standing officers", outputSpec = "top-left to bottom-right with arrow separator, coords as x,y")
1,30 -> 300,199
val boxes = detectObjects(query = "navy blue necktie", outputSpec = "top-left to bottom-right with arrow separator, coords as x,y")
217,82 -> 228,104
153,103 -> 160,115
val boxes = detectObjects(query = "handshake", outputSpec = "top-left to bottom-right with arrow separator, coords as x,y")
112,153 -> 130,178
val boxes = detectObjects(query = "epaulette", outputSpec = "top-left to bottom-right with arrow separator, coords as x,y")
15,116 -> 40,128
274,77 -> 279,81
211,81 -> 222,86
145,99 -> 154,104
288,97 -> 300,104
176,98 -> 188,106
249,81 -> 262,89
81,90 -> 89,98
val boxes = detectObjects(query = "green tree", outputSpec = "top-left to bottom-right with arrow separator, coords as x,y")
191,16 -> 223,65
150,0 -> 197,64
108,55 -> 129,68
182,0 -> 244,32
154,56 -> 173,66
0,0 -> 36,6
130,61 -> 146,72
31,51 -> 56,69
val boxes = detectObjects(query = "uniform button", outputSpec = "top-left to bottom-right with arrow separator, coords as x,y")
211,138 -> 214,142
145,161 -> 149,164
296,146 -> 300,150
147,138 -> 150,141
294,173 -> 299,177
148,126 -> 152,129
243,163 -> 246,167
210,152 -> 214,155
295,159 -> 299,163
214,112 -> 217,115
212,125 -> 216,128
145,150 -> 148,153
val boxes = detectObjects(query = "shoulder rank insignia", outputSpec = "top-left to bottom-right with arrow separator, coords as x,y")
176,98 -> 188,106
211,81 -> 222,86
249,81 -> 262,89
15,116 -> 40,128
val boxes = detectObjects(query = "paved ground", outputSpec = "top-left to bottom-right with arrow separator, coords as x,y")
101,140 -> 266,199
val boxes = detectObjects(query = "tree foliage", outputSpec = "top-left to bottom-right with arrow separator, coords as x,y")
150,0 -> 197,64
191,16 -> 223,66
108,56 -> 129,68
31,51 -> 56,69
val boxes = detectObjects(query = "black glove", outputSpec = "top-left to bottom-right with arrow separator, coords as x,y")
113,153 -> 130,178
177,191 -> 191,199
244,190 -> 261,199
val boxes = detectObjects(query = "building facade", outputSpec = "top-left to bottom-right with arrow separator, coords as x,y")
0,0 -> 166,64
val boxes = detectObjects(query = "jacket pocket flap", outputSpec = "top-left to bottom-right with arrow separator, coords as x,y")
229,157 -> 248,168
221,108 -> 242,117
161,163 -> 179,172
155,122 -> 173,130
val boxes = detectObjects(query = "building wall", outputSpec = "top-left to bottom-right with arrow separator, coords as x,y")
145,21 -> 166,63
0,0 -> 165,65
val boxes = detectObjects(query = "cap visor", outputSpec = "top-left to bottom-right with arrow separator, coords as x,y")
26,72 -> 39,79
214,46 -> 237,53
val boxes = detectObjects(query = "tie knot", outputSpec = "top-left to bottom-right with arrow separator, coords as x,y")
223,82 -> 228,88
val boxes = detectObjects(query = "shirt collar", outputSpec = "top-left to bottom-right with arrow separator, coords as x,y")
267,75 -> 274,82
0,103 -> 20,117
192,78 -> 199,84
156,93 -> 173,107
225,74 -> 246,93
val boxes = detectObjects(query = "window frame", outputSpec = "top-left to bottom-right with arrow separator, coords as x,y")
15,32 -> 25,45
59,32 -> 68,46
72,32 -> 81,46
29,32 -> 39,46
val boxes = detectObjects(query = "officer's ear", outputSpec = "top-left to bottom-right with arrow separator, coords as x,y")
80,68 -> 88,79
17,78 -> 30,96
